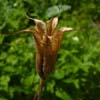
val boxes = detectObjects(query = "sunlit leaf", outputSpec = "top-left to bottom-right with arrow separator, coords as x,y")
56,89 -> 73,100
46,5 -> 71,18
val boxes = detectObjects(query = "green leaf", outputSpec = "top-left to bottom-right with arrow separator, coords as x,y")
21,74 -> 34,87
56,89 -> 72,100
0,97 -> 7,100
0,52 -> 7,60
0,34 -> 5,44
6,55 -> 18,65
0,75 -> 10,91
47,80 -> 55,93
54,70 -> 65,80
3,66 -> 15,73
46,5 -> 71,18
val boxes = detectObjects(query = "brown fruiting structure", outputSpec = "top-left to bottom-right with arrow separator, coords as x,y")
21,17 -> 73,100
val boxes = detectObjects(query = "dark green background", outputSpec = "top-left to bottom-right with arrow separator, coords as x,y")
0,0 -> 100,100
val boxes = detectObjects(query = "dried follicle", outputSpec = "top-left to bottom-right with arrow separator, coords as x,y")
20,16 -> 73,100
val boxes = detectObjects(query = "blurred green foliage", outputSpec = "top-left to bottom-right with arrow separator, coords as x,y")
0,0 -> 100,100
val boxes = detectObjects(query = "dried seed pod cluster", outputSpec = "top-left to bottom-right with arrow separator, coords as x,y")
21,17 -> 73,100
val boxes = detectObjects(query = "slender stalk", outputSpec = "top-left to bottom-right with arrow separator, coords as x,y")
34,78 -> 44,100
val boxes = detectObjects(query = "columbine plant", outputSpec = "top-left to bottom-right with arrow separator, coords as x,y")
21,16 -> 73,100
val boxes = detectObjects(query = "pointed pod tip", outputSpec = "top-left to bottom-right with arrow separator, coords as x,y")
25,14 -> 35,21
18,28 -> 33,33
60,27 -> 74,32
52,16 -> 58,22
33,18 -> 45,25
54,16 -> 58,20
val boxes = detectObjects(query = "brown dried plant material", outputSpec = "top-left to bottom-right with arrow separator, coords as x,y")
21,17 -> 73,100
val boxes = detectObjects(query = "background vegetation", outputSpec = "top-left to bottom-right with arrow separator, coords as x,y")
0,0 -> 100,100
